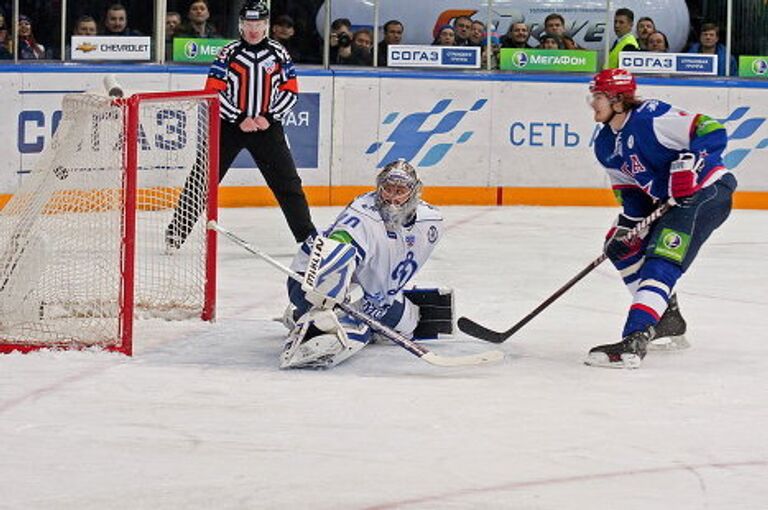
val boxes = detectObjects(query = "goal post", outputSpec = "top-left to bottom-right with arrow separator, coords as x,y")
0,88 -> 220,355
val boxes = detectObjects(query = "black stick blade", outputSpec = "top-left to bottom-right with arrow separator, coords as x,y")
457,316 -> 511,343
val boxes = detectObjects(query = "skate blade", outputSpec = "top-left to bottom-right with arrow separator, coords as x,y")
584,352 -> 643,369
648,334 -> 690,351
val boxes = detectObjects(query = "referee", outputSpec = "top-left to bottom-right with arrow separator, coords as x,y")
167,0 -> 316,248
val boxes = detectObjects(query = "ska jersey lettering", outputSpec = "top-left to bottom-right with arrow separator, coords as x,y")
290,192 -> 443,315
593,99 -> 730,217
207,38 -> 298,123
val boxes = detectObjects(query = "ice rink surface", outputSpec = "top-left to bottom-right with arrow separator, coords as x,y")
2,205 -> 767,510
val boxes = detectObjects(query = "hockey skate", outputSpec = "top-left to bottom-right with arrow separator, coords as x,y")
585,326 -> 655,369
648,294 -> 690,351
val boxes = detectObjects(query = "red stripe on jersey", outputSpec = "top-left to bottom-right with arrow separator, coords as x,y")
280,77 -> 299,94
231,62 -> 248,112
261,69 -> 272,114
205,76 -> 227,92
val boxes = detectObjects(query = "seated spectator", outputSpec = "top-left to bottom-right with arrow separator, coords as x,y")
453,16 -> 472,46
339,28 -> 373,66
18,15 -> 49,59
165,11 -> 182,60
636,17 -> 655,50
271,15 -> 301,61
468,20 -> 486,46
687,22 -> 737,76
68,15 -> 99,59
480,32 -> 500,70
102,3 -> 143,36
501,22 -> 532,49
561,34 -> 584,50
646,31 -> 669,52
433,25 -> 456,46
329,17 -> 353,64
538,32 -> 563,49
543,13 -> 566,38
0,21 -> 11,59
74,15 -> 98,36
166,11 -> 182,37
176,0 -> 221,39
377,19 -> 403,67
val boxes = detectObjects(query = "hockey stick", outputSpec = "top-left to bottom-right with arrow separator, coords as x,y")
457,202 -> 673,343
208,221 -> 504,367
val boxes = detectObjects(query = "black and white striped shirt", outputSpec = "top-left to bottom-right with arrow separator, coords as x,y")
206,38 -> 298,125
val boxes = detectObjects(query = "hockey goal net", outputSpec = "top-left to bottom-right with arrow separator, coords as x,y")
0,89 -> 220,355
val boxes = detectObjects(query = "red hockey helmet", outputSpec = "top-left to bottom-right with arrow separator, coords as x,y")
589,69 -> 637,99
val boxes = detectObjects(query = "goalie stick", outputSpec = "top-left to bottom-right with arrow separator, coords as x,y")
458,202 -> 673,343
208,221 -> 504,367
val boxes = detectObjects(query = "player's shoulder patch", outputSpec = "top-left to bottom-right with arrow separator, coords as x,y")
348,192 -> 384,222
416,201 -> 443,222
635,99 -> 672,118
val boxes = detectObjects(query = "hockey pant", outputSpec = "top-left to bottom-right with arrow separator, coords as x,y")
608,174 -> 736,336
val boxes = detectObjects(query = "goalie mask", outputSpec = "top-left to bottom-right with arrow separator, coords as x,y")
375,159 -> 422,229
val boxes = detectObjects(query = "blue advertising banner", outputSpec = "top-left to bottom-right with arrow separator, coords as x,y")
232,92 -> 320,170
619,52 -> 717,75
387,45 -> 480,69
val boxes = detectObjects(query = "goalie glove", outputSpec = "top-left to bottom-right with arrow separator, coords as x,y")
604,214 -> 645,261
668,152 -> 701,205
302,235 -> 359,309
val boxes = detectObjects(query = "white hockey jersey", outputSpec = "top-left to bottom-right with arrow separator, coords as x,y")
291,191 -> 443,319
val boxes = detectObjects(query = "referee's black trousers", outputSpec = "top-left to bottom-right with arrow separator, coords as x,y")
168,119 -> 316,246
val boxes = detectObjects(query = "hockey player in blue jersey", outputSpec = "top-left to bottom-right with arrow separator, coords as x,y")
586,68 -> 737,368
280,160 -> 450,369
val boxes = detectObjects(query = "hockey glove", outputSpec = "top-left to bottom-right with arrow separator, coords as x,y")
604,214 -> 645,261
302,235 -> 359,309
668,152 -> 701,205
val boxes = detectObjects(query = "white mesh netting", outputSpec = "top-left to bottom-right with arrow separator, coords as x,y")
0,92 -> 216,352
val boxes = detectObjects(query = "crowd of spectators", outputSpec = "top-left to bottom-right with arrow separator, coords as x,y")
0,2 -> 750,76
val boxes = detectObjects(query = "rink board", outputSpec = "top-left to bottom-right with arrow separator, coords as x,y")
1,65 -> 766,209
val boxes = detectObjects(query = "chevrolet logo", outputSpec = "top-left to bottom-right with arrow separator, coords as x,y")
76,42 -> 98,52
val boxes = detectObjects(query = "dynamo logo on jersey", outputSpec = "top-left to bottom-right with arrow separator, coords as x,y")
366,98 -> 487,168
719,106 -> 768,169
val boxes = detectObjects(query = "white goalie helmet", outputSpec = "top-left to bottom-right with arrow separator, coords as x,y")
375,159 -> 422,229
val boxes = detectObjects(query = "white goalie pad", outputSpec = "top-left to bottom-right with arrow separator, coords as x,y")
280,309 -> 370,369
302,236 -> 358,309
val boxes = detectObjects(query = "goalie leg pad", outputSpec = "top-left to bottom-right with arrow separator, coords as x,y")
404,287 -> 454,339
280,309 -> 371,369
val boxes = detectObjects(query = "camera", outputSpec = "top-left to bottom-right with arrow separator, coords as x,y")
337,32 -> 352,47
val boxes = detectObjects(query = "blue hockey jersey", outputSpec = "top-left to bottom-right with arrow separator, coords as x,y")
593,99 -> 730,218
